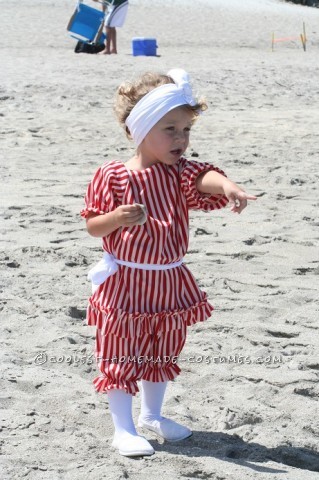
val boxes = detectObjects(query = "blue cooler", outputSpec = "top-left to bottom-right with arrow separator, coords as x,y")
132,38 -> 158,56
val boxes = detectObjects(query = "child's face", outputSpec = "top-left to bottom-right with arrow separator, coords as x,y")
139,106 -> 193,167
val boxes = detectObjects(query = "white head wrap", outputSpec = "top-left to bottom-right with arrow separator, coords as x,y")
125,68 -> 198,146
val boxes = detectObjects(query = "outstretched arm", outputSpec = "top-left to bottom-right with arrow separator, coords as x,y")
195,170 -> 257,214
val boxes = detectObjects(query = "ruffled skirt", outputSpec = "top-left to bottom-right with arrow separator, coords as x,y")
86,265 -> 214,395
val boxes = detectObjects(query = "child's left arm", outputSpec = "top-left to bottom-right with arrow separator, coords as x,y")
195,170 -> 257,214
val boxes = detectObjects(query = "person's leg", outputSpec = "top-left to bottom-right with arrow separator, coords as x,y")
110,27 -> 117,54
94,327 -> 154,456
106,26 -> 112,53
108,389 -> 136,437
138,325 -> 192,441
99,26 -> 112,54
108,389 -> 154,456
139,380 -> 167,422
138,379 -> 192,442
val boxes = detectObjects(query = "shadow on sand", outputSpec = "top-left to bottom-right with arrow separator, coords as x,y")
149,430 -> 319,474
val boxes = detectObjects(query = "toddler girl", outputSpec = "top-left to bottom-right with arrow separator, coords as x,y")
81,69 -> 256,457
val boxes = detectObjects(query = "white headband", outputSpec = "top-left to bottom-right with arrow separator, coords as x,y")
125,69 -> 198,146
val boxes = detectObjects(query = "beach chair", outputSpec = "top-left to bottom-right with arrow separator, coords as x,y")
66,1 -> 107,45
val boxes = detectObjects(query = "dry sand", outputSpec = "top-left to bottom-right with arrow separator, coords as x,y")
1,0 -> 319,478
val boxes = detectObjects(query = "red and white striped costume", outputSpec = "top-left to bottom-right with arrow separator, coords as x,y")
81,157 -> 228,395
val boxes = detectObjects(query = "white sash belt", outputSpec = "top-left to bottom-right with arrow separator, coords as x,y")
88,252 -> 183,293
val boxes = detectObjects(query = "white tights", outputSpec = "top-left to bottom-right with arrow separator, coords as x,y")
140,379 -> 167,422
107,380 -> 168,437
107,389 -> 137,437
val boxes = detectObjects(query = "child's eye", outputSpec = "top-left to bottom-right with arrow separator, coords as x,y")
166,126 -> 175,131
184,127 -> 191,132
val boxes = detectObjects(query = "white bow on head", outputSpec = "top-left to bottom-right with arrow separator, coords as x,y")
167,68 -> 196,106
125,68 -> 199,146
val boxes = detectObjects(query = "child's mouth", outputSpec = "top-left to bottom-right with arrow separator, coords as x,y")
170,149 -> 182,156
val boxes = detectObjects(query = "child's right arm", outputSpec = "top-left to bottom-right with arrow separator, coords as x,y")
86,204 -> 145,238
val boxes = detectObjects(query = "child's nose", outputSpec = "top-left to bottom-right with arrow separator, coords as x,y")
174,131 -> 187,141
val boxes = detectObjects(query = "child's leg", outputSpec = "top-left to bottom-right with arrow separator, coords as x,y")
139,380 -> 167,421
108,389 -> 154,456
107,389 -> 136,436
138,380 -> 192,442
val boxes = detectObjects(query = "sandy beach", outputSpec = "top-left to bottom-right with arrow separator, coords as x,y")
1,0 -> 319,478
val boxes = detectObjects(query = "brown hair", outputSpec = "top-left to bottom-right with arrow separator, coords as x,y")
114,72 -> 207,139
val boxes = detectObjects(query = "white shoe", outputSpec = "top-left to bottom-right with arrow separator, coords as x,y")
138,416 -> 192,442
111,432 -> 155,457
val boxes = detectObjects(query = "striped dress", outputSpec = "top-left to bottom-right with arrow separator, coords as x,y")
81,157 -> 228,395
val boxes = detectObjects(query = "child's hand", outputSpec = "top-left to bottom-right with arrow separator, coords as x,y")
223,181 -> 257,214
115,204 -> 147,226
